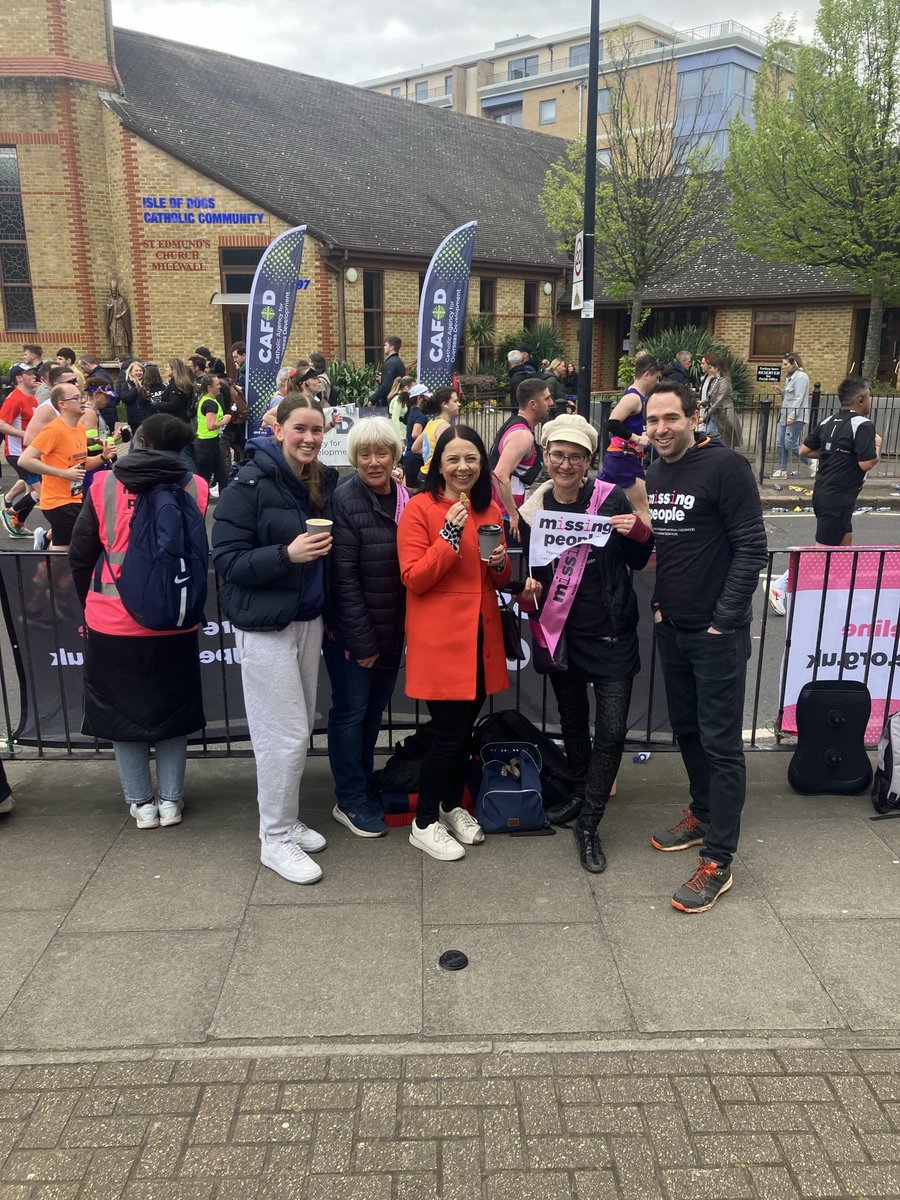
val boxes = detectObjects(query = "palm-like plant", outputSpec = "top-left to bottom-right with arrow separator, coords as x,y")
640,326 -> 752,408
465,312 -> 497,370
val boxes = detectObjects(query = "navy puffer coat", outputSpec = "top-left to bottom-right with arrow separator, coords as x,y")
329,473 -> 406,666
212,439 -> 338,632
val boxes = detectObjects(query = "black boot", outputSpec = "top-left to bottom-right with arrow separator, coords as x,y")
574,825 -> 606,873
545,792 -> 584,826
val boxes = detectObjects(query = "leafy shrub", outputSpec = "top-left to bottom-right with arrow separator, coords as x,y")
639,326 -> 753,408
497,322 -> 566,368
328,360 -> 378,405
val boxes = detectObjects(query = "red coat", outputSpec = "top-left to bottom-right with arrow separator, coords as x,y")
398,492 -> 512,701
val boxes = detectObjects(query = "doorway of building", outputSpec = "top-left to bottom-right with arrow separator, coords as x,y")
222,307 -> 247,380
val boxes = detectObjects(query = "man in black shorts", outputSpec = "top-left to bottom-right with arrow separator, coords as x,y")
800,376 -> 880,546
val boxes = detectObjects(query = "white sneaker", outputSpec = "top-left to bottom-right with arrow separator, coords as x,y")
768,582 -> 786,616
32,526 -> 48,551
439,805 -> 484,845
771,470 -> 787,479
158,798 -> 183,827
260,837 -> 323,884
409,819 -> 466,861
0,795 -> 13,814
284,819 -> 326,853
130,801 -> 159,829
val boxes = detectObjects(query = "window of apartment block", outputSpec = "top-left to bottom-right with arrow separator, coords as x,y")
597,147 -> 612,169
444,74 -> 453,96
220,245 -> 265,293
730,65 -> 756,119
597,88 -> 610,116
673,129 -> 728,171
677,64 -> 728,119
390,86 -> 401,97
363,270 -> 384,365
491,104 -> 523,126
0,147 -> 36,332
751,308 -> 796,358
523,281 -> 539,331
414,81 -> 428,101
539,99 -> 557,124
569,42 -> 590,67
508,54 -> 538,81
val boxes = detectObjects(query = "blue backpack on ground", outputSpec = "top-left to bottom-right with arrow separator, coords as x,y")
113,483 -> 208,630
475,741 -> 548,833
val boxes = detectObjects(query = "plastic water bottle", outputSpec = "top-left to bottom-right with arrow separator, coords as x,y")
632,752 -> 651,763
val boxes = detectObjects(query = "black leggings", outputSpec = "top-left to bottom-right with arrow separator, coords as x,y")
548,674 -> 633,831
416,626 -> 486,827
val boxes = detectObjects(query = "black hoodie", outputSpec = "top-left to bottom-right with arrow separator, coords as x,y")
645,436 -> 767,630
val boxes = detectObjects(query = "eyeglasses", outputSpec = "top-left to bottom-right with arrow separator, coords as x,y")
547,450 -> 588,466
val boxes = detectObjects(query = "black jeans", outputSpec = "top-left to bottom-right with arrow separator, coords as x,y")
194,438 -> 229,489
655,623 -> 752,868
549,673 -> 633,831
416,627 -> 486,827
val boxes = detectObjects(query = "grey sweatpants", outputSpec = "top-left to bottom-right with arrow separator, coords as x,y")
236,618 -> 323,841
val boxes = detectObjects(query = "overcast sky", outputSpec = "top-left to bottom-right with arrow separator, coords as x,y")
111,0 -> 817,84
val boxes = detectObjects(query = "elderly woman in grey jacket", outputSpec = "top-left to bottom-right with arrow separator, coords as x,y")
703,354 -> 742,449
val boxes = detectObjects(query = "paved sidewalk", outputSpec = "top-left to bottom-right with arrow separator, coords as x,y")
1,1045 -> 899,1198
2,752 -> 900,1197
2,754 -> 900,1049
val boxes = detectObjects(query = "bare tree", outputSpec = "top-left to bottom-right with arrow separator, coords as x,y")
540,25 -> 723,342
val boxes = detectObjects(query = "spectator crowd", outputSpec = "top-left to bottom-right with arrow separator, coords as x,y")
0,338 -> 882,916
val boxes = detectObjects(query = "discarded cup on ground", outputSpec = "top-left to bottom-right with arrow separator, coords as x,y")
633,752 -> 651,763
478,523 -> 503,560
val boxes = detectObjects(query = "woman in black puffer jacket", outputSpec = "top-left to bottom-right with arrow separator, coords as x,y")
325,416 -> 407,838
212,395 -> 338,887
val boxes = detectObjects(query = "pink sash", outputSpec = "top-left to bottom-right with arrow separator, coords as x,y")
530,479 -> 614,661
394,481 -> 410,523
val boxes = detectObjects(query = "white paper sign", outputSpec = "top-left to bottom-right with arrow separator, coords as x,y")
529,508 -> 612,568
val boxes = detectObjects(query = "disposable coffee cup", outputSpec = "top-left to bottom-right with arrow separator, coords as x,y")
478,523 -> 503,560
306,518 -> 333,536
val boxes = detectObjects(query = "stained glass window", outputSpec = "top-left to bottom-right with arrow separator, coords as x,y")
0,149 -> 36,331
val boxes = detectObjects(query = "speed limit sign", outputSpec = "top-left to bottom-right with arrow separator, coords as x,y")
572,229 -> 584,311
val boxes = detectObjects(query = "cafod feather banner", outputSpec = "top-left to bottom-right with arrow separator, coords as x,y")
244,225 -> 307,433
416,221 -> 477,394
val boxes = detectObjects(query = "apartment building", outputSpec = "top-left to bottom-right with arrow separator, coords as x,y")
360,17 -> 766,159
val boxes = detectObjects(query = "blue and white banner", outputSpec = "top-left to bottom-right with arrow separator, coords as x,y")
245,225 -> 307,433
416,221 -> 477,393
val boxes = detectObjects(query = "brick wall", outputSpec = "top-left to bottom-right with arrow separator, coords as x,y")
715,303 -> 859,393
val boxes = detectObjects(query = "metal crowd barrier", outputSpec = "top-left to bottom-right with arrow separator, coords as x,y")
2,546 -> 897,760
461,392 -> 900,480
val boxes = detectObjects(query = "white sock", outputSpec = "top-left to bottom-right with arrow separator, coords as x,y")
773,570 -> 789,594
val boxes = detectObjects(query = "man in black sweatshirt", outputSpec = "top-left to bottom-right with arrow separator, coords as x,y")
644,381 -> 767,913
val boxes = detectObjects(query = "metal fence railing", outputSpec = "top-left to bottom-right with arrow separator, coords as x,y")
460,391 -> 900,480
2,546 -> 897,761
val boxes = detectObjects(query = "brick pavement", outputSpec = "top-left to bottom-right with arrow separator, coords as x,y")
1,1046 -> 899,1199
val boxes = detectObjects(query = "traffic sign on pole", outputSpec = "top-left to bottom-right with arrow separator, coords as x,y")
572,229 -> 584,311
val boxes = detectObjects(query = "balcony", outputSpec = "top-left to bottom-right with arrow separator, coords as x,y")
481,21 -> 764,86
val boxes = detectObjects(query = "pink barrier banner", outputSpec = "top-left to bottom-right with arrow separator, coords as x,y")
781,546 -> 900,742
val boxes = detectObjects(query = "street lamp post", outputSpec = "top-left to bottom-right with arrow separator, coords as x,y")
577,0 -> 601,421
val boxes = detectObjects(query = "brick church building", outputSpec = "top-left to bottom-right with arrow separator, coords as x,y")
1,0 -> 895,391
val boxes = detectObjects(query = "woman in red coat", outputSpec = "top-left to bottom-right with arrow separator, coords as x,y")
398,425 -> 512,861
